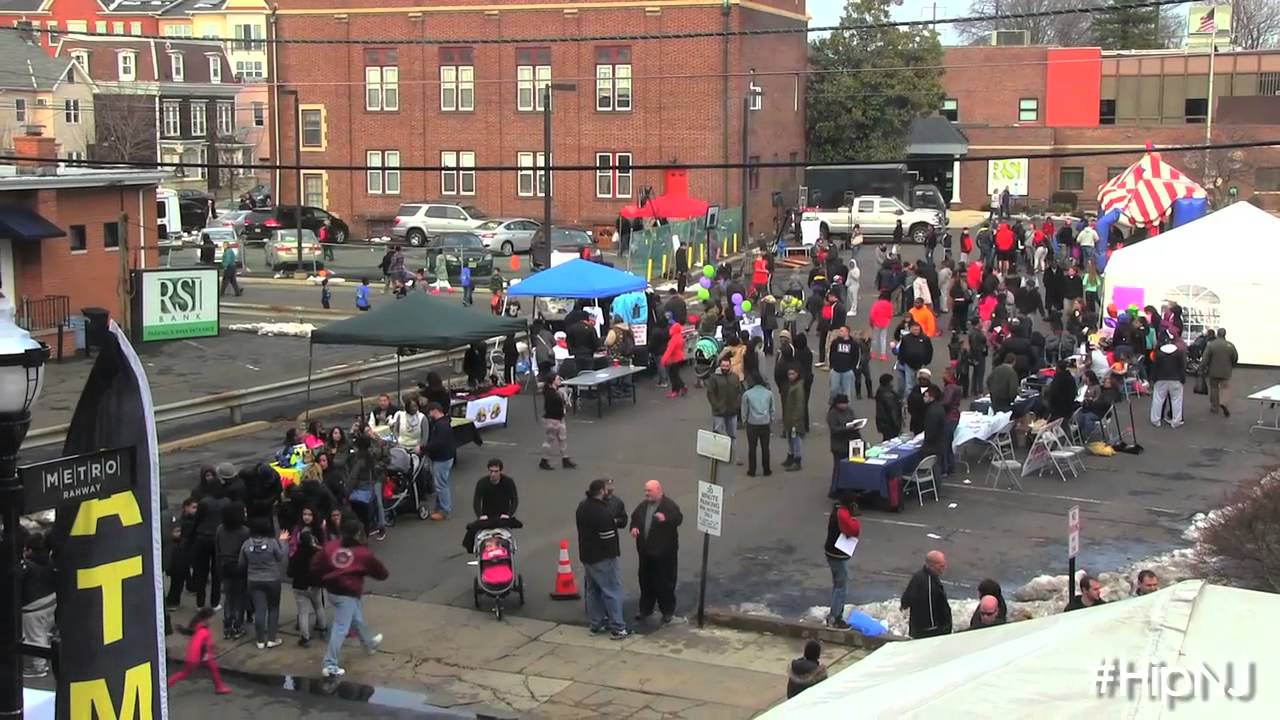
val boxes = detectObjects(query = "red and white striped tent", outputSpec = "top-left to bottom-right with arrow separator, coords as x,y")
1097,149 -> 1206,228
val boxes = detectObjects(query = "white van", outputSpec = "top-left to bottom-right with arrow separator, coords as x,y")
156,188 -> 182,247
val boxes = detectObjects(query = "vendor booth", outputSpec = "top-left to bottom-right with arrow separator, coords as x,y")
509,257 -> 649,299
1093,147 -> 1208,270
1103,202 -> 1280,366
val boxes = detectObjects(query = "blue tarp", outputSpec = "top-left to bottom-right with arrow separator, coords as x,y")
506,258 -> 648,299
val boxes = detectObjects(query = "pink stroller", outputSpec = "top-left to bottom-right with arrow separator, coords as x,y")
472,527 -> 525,620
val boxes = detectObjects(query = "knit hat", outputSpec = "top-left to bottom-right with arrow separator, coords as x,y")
216,462 -> 238,481
917,368 -> 932,379
832,393 -> 849,405
779,329 -> 792,341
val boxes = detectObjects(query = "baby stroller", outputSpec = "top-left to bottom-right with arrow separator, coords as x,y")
384,446 -> 430,524
691,335 -> 723,381
472,526 -> 525,620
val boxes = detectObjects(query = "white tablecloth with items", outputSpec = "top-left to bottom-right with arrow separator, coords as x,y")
952,411 -> 1013,451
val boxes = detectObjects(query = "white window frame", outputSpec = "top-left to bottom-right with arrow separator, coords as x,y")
233,24 -> 263,51
596,62 -> 632,112
66,20 -> 87,33
70,50 -> 89,74
111,21 -> 124,35
440,65 -> 474,112
441,151 -> 458,195
300,108 -> 324,148
129,21 -> 142,36
14,98 -> 25,122
216,102 -> 234,135
365,66 -> 399,111
118,51 -> 136,82
64,99 -> 81,124
252,101 -> 265,127
197,145 -> 208,179
208,56 -> 221,84
302,173 -> 326,208
366,150 -> 401,195
518,152 -> 550,197
65,150 -> 86,164
190,102 -> 206,136
748,82 -> 762,111
94,21 -> 106,34
366,150 -> 383,194
517,64 -> 551,112
440,151 -> 476,196
162,24 -> 190,37
595,152 -> 632,199
162,101 -> 181,137
170,52 -> 184,81
1018,97 -> 1039,122
235,60 -> 264,80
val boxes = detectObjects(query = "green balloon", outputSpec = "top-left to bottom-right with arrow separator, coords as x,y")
741,300 -> 753,313
702,264 -> 716,278
696,288 -> 711,301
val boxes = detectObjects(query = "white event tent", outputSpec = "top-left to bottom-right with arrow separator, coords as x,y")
760,580 -> 1272,719
1102,202 -> 1280,366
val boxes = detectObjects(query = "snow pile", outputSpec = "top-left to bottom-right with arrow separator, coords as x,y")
228,322 -> 316,337
307,275 -> 346,285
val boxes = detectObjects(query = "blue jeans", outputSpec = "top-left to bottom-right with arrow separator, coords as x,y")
712,414 -> 737,462
898,363 -> 914,398
830,370 -> 853,402
323,594 -> 376,672
432,458 -> 455,516
788,430 -> 805,460
827,556 -> 848,623
583,558 -> 626,632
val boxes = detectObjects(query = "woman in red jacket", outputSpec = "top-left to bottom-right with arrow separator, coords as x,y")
661,318 -> 688,398
823,493 -> 861,629
868,292 -> 894,361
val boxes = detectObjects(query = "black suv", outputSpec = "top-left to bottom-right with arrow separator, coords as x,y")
242,205 -> 350,245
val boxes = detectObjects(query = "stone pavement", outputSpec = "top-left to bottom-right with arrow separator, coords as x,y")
167,593 -> 866,718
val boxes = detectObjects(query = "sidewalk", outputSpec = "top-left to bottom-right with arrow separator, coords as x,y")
168,594 -> 866,718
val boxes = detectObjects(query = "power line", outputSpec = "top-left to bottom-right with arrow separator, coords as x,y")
3,138 -> 1271,174
1,0 -> 1193,47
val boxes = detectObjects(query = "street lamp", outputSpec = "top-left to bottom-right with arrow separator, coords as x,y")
0,298 -> 49,719
540,82 -> 577,268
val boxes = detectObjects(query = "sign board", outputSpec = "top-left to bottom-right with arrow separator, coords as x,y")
1021,439 -> 1053,477
705,204 -> 721,230
1186,2 -> 1232,37
464,396 -> 509,429
19,447 -> 136,514
133,267 -> 220,342
987,158 -> 1029,197
696,480 -> 724,537
696,429 -> 733,463
1068,504 -> 1081,559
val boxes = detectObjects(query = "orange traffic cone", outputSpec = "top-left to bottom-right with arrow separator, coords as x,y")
549,539 -> 581,600
510,253 -> 521,272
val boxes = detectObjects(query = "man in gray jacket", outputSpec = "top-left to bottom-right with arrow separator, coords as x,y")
741,374 -> 775,476
1201,328 -> 1238,417
706,355 -> 744,463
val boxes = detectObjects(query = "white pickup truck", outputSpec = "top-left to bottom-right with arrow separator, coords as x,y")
804,195 -> 945,244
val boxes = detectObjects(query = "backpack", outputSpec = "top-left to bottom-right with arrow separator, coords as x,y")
961,234 -> 973,254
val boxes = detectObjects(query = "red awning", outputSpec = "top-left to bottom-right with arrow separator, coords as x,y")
619,194 -> 710,221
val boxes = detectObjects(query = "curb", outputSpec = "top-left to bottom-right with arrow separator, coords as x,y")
702,610 -> 904,650
157,421 -> 273,454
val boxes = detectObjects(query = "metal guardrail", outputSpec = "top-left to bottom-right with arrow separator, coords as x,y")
21,342 -> 497,451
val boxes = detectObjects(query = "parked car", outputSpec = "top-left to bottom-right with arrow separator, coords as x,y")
208,209 -> 251,237
475,218 -> 540,256
391,203 -> 488,247
195,228 -> 243,266
531,226 -> 601,269
425,232 -> 494,280
242,205 -> 349,245
266,229 -> 324,271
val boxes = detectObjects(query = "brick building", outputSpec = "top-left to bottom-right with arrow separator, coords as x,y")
0,135 -> 162,328
939,45 -> 1280,212
270,0 -> 808,239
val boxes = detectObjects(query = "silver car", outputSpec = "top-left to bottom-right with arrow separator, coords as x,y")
265,229 -> 323,271
391,203 -> 488,247
475,218 -> 540,256
208,209 -> 250,237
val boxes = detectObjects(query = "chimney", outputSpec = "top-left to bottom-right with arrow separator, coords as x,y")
13,126 -> 61,173
16,20 -> 35,45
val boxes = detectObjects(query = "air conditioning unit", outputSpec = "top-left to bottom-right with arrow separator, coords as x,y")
991,30 -> 1030,46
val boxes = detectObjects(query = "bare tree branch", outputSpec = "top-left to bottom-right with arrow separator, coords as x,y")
90,94 -> 156,165
956,0 -> 1095,46
1232,0 -> 1280,50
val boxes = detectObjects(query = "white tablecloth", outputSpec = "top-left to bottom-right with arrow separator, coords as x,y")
952,411 -> 1012,451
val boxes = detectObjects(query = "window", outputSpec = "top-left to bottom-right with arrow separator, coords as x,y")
118,51 -> 136,81
103,221 -> 120,249
46,21 -> 58,42
69,224 -> 86,252
162,101 -> 181,137
196,146 -> 208,180
252,101 -> 265,127
748,82 -> 762,111
14,98 -> 25,122
235,61 -> 264,80
170,52 -> 184,81
64,99 -> 81,124
65,20 -> 87,33
1099,99 -> 1116,125
302,173 -> 325,207
941,98 -> 958,122
1018,97 -> 1039,122
364,50 -> 399,111
216,102 -> 234,135
94,21 -> 106,34
1106,166 -> 1127,180
440,48 -> 475,111
65,150 -> 85,164
518,151 -> 550,197
71,50 -> 89,74
190,102 -> 206,136
1184,97 -> 1208,123
163,24 -> 191,38
111,22 -> 124,35
1059,166 -> 1084,192
1256,167 -> 1280,192
440,151 -> 476,196
595,152 -> 633,198
516,47 -> 552,112
595,46 -> 632,111
748,155 -> 760,191
365,151 -> 400,196
129,21 -> 142,36
233,24 -> 264,51
300,107 -> 324,148
366,151 -> 383,194
208,56 -> 221,83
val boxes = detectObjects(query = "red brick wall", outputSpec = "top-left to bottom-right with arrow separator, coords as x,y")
943,46 -> 1050,127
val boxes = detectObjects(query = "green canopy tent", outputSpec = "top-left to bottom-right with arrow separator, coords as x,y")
307,292 -> 527,419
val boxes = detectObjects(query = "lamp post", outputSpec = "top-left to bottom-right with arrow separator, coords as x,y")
541,82 -> 577,267
0,299 -> 49,719
280,88 -> 307,277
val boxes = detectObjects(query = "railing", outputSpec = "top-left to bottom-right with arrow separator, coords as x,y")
17,294 -> 70,360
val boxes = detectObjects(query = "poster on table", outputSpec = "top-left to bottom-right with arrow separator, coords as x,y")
465,395 -> 509,429
52,322 -> 167,718
987,158 -> 1029,196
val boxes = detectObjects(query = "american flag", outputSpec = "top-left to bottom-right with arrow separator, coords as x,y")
1198,7 -> 1217,34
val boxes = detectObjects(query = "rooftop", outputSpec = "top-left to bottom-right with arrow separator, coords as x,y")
0,163 -> 166,190
0,29 -> 78,92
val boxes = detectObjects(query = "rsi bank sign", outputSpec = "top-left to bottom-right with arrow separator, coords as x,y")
155,273 -> 209,320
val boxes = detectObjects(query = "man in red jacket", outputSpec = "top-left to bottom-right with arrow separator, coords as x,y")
313,517 -> 390,678
823,493 -> 861,629
994,223 -> 1016,275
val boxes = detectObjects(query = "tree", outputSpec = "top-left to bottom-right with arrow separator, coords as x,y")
1178,135 -> 1252,210
91,94 -> 157,164
806,0 -> 944,163
1232,0 -> 1280,50
1091,1 -> 1163,49
957,0 -> 1091,46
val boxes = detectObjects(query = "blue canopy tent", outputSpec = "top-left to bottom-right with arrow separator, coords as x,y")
505,258 -> 647,298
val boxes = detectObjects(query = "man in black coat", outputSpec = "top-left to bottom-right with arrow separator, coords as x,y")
921,385 -> 949,476
473,458 -> 519,519
628,480 -> 684,623
900,550 -> 952,638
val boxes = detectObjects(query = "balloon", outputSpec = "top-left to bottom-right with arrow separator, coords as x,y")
702,265 -> 716,278
696,288 -> 711,301
699,276 -> 712,289
741,300 -> 753,313
731,293 -> 744,305
733,305 -> 744,317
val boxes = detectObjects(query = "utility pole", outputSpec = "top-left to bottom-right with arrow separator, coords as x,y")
118,210 -> 130,336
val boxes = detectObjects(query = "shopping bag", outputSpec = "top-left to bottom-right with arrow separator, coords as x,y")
1193,375 -> 1209,395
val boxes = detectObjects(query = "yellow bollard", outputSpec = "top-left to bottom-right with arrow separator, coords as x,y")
686,245 -> 693,269
699,244 -> 705,266
661,254 -> 668,277
733,233 -> 739,254
646,258 -> 653,282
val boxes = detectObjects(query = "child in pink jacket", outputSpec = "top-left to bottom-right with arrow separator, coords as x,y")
168,608 -> 230,694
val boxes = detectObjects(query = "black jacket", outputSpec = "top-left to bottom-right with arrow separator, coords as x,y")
629,496 -> 683,557
898,333 -> 933,370
194,495 -> 230,539
576,496 -> 624,564
875,385 -> 903,438
1152,344 -> 1186,383
566,320 -> 598,357
786,658 -> 828,699
900,565 -> 952,638
663,296 -> 688,325
907,382 -> 939,435
424,415 -> 457,462
543,386 -> 566,420
921,401 -> 948,456
473,475 -> 519,518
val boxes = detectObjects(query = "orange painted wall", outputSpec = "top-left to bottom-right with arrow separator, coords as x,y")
1045,48 -> 1102,127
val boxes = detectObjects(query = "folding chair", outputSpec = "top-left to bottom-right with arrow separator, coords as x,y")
906,454 -> 941,506
1028,429 -> 1075,482
1050,424 -> 1087,476
983,437 -> 1023,491
1101,405 -> 1121,445
1067,407 -> 1086,447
